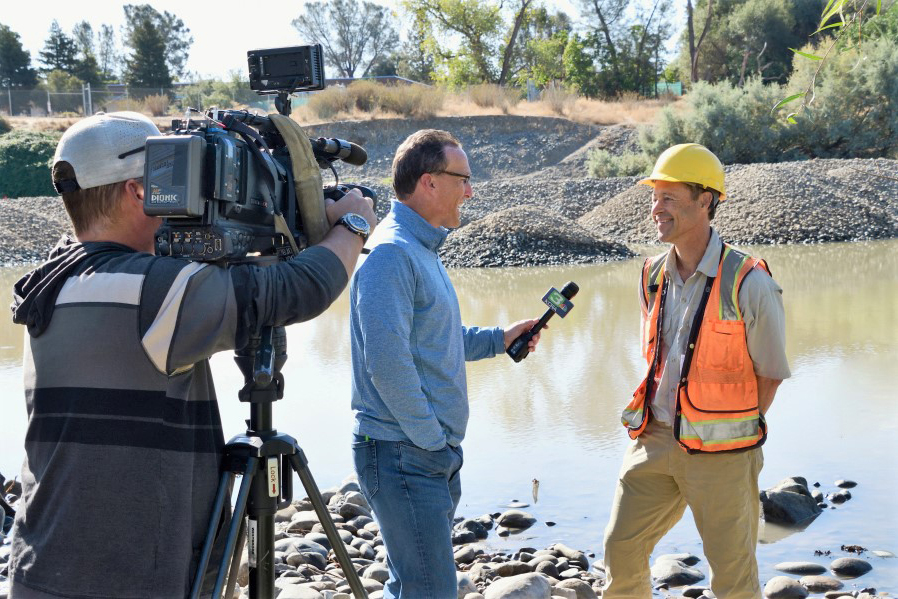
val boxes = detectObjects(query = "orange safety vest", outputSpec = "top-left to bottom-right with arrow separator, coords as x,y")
621,243 -> 771,453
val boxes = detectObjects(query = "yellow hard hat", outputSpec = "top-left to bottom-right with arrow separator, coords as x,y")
639,143 -> 726,201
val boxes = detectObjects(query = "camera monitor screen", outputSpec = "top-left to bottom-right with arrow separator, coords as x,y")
247,45 -> 325,93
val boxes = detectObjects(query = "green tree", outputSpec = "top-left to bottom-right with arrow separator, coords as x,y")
404,0 -> 533,86
293,0 -> 400,78
71,21 -> 102,85
0,23 -> 38,86
675,0 -> 826,86
774,0 -> 895,121
123,5 -> 192,80
524,31 -> 568,87
38,20 -> 78,74
515,8 -> 572,86
97,25 -> 119,81
125,15 -> 171,89
394,13 -> 438,82
563,33 -> 599,96
579,0 -> 673,97
45,69 -> 83,92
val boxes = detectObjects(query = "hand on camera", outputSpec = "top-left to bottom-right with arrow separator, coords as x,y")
325,188 -> 377,231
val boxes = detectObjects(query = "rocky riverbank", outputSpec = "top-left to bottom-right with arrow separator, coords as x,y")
1,116 -> 895,266
2,473 -> 892,599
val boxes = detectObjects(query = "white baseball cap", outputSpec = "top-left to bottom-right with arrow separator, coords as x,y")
52,111 -> 161,193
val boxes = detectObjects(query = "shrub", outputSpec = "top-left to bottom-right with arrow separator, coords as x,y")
634,35 -> 898,166
786,36 -> 898,159
380,84 -> 444,117
0,115 -> 10,135
541,83 -> 577,115
587,149 -> 653,178
0,130 -> 61,198
177,74 -> 259,112
346,80 -> 382,112
306,82 -> 445,119
638,78 -> 792,164
468,83 -> 521,113
143,93 -> 170,116
307,86 -> 354,120
105,97 -> 146,113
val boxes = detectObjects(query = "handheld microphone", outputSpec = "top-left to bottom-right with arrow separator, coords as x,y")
506,281 -> 579,363
310,137 -> 368,166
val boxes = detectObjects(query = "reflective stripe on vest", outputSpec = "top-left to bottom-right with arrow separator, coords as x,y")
621,253 -> 668,436
621,243 -> 771,453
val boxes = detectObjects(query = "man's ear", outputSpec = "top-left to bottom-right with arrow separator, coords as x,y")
699,190 -> 711,209
418,173 -> 431,189
125,179 -> 144,203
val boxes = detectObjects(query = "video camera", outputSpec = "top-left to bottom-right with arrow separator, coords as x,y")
142,44 -> 374,262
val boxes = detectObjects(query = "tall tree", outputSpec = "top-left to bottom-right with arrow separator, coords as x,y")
579,0 -> 627,91
292,0 -> 400,78
395,13 -> 437,82
675,0 -> 827,86
579,0 -> 672,96
405,0 -> 534,85
0,23 -> 38,86
38,20 -> 78,74
71,21 -> 102,85
124,14 -> 171,89
686,0 -> 713,82
515,8 -> 572,86
123,5 -> 192,80
97,24 -> 119,81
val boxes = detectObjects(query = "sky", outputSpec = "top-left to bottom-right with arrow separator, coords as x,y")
4,0 -> 681,81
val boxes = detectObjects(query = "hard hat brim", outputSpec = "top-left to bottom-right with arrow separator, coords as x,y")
637,175 -> 726,201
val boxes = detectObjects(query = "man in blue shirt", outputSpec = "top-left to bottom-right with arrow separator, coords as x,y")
349,129 -> 540,598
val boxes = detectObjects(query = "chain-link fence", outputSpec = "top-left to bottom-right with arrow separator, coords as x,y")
1,83 -> 278,117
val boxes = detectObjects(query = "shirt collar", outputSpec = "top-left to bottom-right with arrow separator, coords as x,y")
390,200 -> 448,251
664,227 -> 722,281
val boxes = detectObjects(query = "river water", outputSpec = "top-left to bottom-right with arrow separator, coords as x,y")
1,240 -> 896,591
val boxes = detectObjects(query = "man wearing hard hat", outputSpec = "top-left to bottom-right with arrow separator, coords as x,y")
602,144 -> 791,598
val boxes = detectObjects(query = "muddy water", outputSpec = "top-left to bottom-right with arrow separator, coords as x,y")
2,240 -> 896,589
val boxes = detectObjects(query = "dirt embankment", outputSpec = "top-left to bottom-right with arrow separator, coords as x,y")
2,115 -> 896,266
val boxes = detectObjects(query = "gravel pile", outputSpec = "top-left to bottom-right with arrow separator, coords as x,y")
0,197 -> 70,264
578,158 -> 898,244
2,117 -> 895,267
440,205 -> 633,268
306,115 -> 605,182
460,176 -> 638,225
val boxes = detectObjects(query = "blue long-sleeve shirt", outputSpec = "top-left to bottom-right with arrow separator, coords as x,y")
350,200 -> 505,451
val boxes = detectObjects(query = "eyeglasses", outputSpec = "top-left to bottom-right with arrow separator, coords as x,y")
434,170 -> 472,185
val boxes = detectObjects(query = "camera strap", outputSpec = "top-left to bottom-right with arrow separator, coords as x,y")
222,116 -> 279,204
268,114 -> 330,247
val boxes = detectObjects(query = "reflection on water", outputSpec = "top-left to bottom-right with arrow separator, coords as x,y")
1,241 -> 896,589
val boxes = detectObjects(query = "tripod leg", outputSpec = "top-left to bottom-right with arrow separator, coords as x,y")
223,516 -> 247,599
191,468 -> 236,599
212,456 -> 258,599
287,450 -> 369,599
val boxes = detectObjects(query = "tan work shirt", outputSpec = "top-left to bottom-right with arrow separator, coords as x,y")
642,229 -> 791,425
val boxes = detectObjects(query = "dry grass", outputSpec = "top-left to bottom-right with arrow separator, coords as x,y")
467,84 -> 522,113
143,94 -> 170,117
7,114 -> 173,133
299,81 -> 446,121
7,82 -> 678,131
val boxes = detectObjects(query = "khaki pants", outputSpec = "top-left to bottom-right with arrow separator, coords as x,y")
602,420 -> 764,599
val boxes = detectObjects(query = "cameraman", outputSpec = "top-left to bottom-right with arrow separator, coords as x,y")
8,111 -> 375,599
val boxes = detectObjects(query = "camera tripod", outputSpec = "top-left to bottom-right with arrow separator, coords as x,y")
189,325 -> 368,599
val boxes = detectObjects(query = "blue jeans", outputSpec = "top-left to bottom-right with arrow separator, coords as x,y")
352,435 -> 463,599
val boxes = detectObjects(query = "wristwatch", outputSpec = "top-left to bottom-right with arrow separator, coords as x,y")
335,213 -> 370,242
